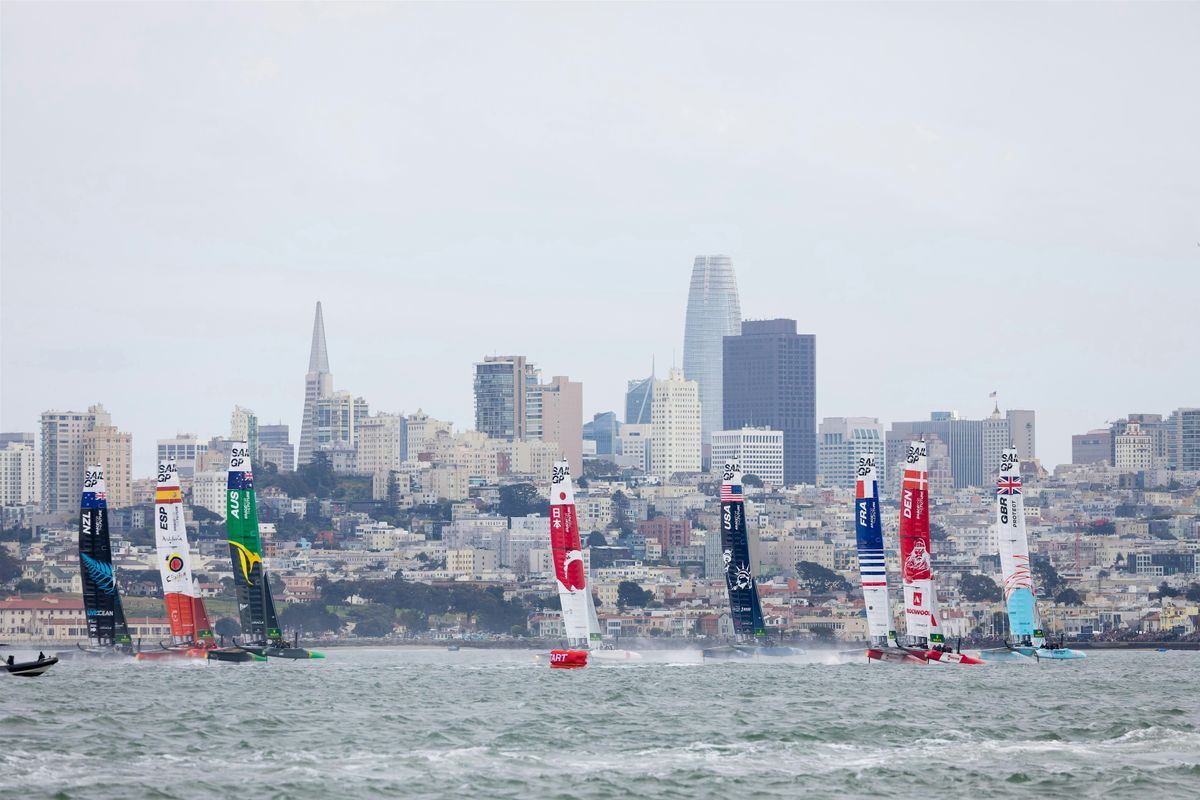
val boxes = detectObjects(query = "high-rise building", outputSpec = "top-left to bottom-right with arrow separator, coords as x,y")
314,391 -> 369,472
1071,429 -> 1111,465
474,355 -> 540,442
625,372 -> 654,425
1114,421 -> 1153,472
298,302 -> 333,466
39,405 -> 111,514
539,376 -> 583,478
257,424 -> 294,472
406,410 -> 453,458
1169,408 -> 1200,471
683,255 -> 741,447
583,412 -> 621,456
156,435 -> 208,478
722,319 -> 817,485
355,413 -> 407,477
0,440 -> 38,506
817,417 -> 884,489
1007,409 -> 1036,463
711,428 -> 785,487
83,424 -> 133,509
887,408 -> 1030,489
615,424 -> 651,472
231,406 -> 259,462
650,368 -> 701,478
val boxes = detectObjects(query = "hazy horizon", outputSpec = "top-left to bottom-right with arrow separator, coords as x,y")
3,3 -> 1198,477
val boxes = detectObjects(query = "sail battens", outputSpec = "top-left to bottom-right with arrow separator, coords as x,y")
854,455 -> 893,644
898,441 -> 938,644
996,448 -> 1038,644
226,441 -> 281,645
154,460 -> 213,645
549,461 -> 591,644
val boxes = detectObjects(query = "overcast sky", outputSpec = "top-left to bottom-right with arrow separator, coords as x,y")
2,2 -> 1197,478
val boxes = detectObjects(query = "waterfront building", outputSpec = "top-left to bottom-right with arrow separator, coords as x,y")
711,428 -> 785,488
156,435 -> 208,478
683,255 -> 741,447
650,369 -> 701,478
39,405 -> 111,514
722,319 -> 817,485
299,301 -> 333,465
0,440 -> 37,507
817,417 -> 884,489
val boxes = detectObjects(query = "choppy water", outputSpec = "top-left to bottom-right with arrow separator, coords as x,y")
3,647 -> 1199,799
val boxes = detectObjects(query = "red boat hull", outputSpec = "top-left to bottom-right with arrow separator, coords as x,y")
134,646 -> 212,662
866,647 -> 983,665
549,649 -> 588,669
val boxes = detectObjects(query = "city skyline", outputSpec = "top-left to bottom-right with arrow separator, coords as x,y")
3,4 -> 1198,475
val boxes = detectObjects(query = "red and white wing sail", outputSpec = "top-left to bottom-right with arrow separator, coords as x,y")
154,461 -> 196,642
898,441 -> 935,642
549,461 -> 591,642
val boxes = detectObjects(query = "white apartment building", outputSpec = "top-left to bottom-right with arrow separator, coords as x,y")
83,424 -> 133,509
1115,422 -> 1153,472
156,435 -> 208,478
713,427 -> 785,487
615,424 -> 651,472
817,417 -> 883,489
40,405 -> 111,515
0,442 -> 38,506
650,369 -> 701,479
191,470 -> 227,518
355,413 -> 406,476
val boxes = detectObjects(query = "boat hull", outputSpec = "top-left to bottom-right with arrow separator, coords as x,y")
1020,646 -> 1086,660
978,647 -> 1035,663
207,647 -> 266,664
926,649 -> 985,665
589,649 -> 642,662
135,646 -> 211,662
866,646 -> 928,664
549,649 -> 588,668
4,656 -> 58,676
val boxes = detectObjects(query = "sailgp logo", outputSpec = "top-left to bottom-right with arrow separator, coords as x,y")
229,540 -> 261,583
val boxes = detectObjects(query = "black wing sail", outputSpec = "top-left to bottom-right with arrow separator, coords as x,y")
78,466 -> 130,646
719,463 -> 767,639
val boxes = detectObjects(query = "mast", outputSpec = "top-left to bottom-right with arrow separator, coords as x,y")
719,461 -> 766,640
226,441 -> 278,645
854,454 -> 894,646
154,461 -> 196,644
898,441 -> 937,647
549,461 -> 591,646
78,465 -> 131,648
996,448 -> 1038,646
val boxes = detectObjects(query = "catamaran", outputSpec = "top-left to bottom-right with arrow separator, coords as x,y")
869,441 -> 982,665
982,448 -> 1084,662
545,461 -> 640,668
74,465 -> 134,657
703,461 -> 801,660
208,442 -> 320,662
136,461 -> 217,661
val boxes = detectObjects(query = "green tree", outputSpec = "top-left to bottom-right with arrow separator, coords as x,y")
15,578 -> 44,593
960,573 -> 1003,603
1032,558 -> 1064,597
1185,583 -> 1200,603
742,473 -> 763,488
794,561 -> 851,593
354,617 -> 394,637
214,617 -> 241,639
0,547 -> 22,583
617,581 -> 653,609
498,483 -> 543,517
586,531 -> 608,547
1055,588 -> 1084,606
280,602 -> 342,634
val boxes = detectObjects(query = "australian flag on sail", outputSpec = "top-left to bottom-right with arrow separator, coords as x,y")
720,483 -> 743,503
996,475 -> 1022,495
228,469 -> 254,491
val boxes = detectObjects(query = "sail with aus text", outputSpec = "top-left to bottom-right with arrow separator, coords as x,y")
226,442 -> 282,645
78,465 -> 131,647
720,461 -> 766,639
854,454 -> 894,645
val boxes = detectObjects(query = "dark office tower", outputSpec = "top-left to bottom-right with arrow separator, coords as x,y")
625,370 -> 654,425
722,319 -> 816,485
